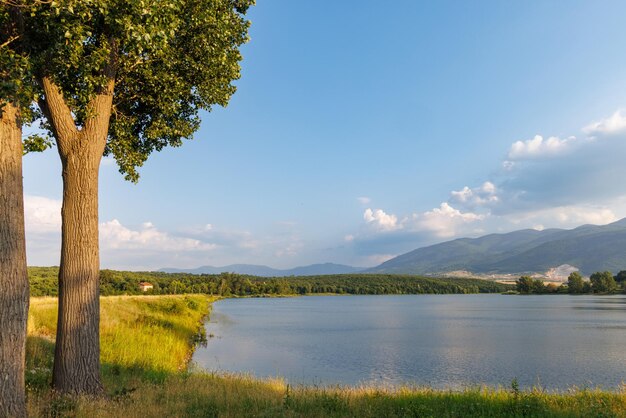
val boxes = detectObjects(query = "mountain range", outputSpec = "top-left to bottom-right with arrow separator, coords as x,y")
159,263 -> 364,277
160,218 -> 626,277
369,218 -> 626,276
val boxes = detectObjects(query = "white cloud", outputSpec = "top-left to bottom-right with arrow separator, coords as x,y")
344,234 -> 355,242
357,196 -> 371,205
508,135 -> 575,160
359,203 -> 485,240
417,203 -> 485,238
450,181 -> 499,208
507,205 -> 617,228
583,110 -> 626,136
364,208 -> 401,231
24,195 -> 61,234
100,219 -> 216,252
502,160 -> 515,170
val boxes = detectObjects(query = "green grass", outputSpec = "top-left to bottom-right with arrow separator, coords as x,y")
26,295 -> 626,417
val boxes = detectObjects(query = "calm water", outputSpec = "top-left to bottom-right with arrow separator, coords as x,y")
192,295 -> 626,389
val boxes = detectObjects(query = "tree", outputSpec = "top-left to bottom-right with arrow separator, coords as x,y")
614,270 -> 626,285
516,276 -> 534,294
0,3 -> 38,415
14,0 -> 252,394
567,271 -> 584,294
516,276 -> 546,294
589,271 -> 617,294
0,103 -> 29,418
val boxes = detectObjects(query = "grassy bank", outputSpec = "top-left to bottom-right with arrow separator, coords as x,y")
26,295 -> 626,417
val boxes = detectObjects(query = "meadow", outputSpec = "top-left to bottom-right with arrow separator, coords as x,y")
25,295 -> 626,417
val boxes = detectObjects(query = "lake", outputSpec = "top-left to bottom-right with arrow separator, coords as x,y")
192,294 -> 626,390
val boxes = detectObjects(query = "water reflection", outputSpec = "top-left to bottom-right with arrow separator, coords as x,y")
192,295 -> 626,390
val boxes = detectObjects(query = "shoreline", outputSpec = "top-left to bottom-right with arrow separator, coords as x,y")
26,295 -> 626,416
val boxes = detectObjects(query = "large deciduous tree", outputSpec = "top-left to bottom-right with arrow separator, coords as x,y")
0,2 -> 38,415
16,0 -> 252,394
0,101 -> 28,418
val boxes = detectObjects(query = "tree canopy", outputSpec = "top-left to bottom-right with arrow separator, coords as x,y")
567,271 -> 584,294
4,0 -> 252,180
589,271 -> 617,293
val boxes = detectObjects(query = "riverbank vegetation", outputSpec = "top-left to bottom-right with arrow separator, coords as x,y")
26,295 -> 626,417
516,271 -> 626,295
28,267 -> 512,297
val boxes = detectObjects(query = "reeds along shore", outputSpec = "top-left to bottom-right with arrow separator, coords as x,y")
26,295 -> 626,417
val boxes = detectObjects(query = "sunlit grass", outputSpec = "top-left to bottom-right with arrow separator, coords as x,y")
26,295 -> 626,417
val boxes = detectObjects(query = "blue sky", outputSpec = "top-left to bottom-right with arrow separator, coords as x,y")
23,0 -> 626,270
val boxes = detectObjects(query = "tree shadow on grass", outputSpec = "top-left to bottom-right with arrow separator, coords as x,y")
25,335 -> 182,409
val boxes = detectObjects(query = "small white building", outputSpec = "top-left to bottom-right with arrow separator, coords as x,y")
138,282 -> 154,292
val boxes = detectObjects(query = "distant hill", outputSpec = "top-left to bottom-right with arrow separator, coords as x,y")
369,218 -> 626,276
159,262 -> 364,277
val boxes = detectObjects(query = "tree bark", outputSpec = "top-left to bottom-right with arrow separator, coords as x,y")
51,140 -> 104,394
0,102 -> 29,418
41,77 -> 112,395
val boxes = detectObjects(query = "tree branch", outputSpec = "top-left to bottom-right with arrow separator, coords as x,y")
38,76 -> 78,142
0,35 -> 19,49
83,38 -> 117,139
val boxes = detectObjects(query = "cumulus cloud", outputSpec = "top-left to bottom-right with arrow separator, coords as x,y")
450,181 -> 499,208
583,109 -> 626,136
24,195 -> 62,266
100,219 -> 216,252
508,135 -> 575,160
363,208 -> 401,231
25,195 -> 61,234
353,203 -> 485,255
357,196 -> 371,204
416,203 -> 485,238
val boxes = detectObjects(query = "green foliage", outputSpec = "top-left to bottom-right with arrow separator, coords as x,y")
567,271 -> 585,294
515,276 -> 546,294
1,2 -> 37,122
22,133 -> 53,154
589,271 -> 617,293
515,269 -> 625,295
28,267 -> 513,297
4,0 -> 253,178
615,270 -> 626,283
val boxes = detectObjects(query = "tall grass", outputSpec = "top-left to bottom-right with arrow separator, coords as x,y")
26,295 -> 626,417
27,295 -> 212,394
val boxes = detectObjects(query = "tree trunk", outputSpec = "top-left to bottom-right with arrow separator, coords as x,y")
38,75 -> 112,395
0,102 -> 29,418
52,134 -> 105,394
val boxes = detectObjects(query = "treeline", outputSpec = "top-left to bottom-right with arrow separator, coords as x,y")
28,267 -> 512,297
516,271 -> 626,294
